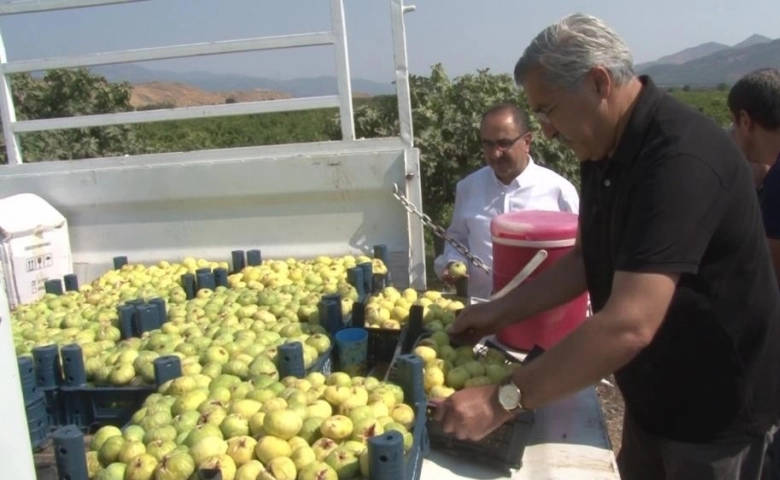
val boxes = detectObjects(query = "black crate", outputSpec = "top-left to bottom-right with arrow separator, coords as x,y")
349,301 -> 427,369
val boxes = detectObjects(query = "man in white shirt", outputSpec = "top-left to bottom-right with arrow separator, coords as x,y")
433,103 -> 580,299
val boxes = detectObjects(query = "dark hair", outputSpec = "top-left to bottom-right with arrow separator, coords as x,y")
727,68 -> 780,130
481,102 -> 530,132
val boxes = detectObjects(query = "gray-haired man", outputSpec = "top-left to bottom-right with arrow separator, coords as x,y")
433,12 -> 780,480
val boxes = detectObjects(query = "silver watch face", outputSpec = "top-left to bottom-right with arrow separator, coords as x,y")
498,383 -> 521,410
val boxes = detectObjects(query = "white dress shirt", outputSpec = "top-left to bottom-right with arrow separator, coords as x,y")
433,157 -> 580,299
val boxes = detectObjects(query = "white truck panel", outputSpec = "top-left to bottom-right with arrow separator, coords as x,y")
11,95 -> 342,132
1,32 -> 336,74
0,139 -> 426,289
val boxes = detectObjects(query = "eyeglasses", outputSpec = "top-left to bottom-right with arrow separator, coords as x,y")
480,132 -> 529,150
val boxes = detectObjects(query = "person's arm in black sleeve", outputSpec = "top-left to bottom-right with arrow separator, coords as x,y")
760,165 -> 780,285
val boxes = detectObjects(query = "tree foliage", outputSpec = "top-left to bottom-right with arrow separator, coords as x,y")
1,68 -> 147,163
134,109 -> 336,154
669,89 -> 730,126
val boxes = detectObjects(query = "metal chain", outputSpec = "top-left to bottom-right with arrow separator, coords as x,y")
392,183 -> 492,274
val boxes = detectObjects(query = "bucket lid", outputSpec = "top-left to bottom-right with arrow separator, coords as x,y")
491,210 -> 579,242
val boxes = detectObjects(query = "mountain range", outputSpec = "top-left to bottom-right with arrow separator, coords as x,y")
636,34 -> 780,86
90,64 -> 396,98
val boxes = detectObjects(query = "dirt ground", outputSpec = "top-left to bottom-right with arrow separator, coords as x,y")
596,374 -> 625,455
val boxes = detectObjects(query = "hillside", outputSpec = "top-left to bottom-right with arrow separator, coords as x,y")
92,64 -> 395,98
129,82 -> 292,109
637,34 -> 778,87
640,41 -> 730,68
733,34 -> 773,49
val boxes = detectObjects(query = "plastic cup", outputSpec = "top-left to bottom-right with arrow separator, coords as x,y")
335,328 -> 368,376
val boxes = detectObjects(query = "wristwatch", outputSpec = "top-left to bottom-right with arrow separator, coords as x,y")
497,377 -> 524,412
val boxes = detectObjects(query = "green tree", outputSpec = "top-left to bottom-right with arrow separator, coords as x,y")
669,89 -> 730,126
0,68 -> 147,164
134,108 -> 336,154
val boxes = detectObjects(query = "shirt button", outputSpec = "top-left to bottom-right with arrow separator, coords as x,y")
604,179 -> 611,187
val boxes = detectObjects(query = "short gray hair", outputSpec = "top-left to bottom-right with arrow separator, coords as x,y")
514,13 -> 635,91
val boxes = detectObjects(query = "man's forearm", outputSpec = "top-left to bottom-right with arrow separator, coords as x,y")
509,270 -> 677,410
495,247 -> 588,326
511,310 -> 645,410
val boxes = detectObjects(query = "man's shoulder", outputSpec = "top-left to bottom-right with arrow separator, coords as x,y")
456,166 -> 493,189
531,161 -> 573,181
530,161 -> 577,189
650,94 -> 731,154
635,101 -> 743,186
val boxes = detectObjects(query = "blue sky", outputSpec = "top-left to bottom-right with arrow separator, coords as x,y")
0,0 -> 777,82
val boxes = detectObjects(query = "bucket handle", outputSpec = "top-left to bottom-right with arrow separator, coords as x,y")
469,249 -> 549,305
493,249 -> 549,300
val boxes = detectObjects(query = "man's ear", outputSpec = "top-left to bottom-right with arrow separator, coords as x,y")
590,66 -> 612,99
523,131 -> 533,150
738,110 -> 755,132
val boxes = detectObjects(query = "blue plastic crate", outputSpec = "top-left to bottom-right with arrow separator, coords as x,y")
307,345 -> 333,376
406,402 -> 430,480
57,354 -> 183,434
59,330 -> 429,480
17,355 -> 40,402
374,353 -> 429,480
59,384 -> 157,433
26,395 -> 50,451
42,387 -> 65,430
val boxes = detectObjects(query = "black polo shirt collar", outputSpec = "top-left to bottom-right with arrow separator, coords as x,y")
608,75 -> 662,164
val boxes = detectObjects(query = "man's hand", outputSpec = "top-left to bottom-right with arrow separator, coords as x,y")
441,269 -> 458,286
431,384 -> 516,441
446,301 -> 508,345
442,260 -> 469,285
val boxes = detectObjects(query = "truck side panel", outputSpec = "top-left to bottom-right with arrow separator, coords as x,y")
0,140 -> 426,289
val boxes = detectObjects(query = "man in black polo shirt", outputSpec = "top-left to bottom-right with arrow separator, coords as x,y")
433,13 -> 780,480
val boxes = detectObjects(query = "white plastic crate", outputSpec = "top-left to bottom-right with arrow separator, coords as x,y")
0,193 -> 74,308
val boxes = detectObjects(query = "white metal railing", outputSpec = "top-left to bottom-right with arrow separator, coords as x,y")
0,0 -> 145,15
0,0 -> 417,165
